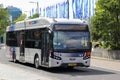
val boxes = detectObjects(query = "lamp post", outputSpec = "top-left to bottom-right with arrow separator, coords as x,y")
29,1 -> 39,16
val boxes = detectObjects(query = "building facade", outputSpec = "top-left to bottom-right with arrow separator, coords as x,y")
35,0 -> 96,19
6,6 -> 22,21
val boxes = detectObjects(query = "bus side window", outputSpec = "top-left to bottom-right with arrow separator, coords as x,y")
33,30 -> 41,49
34,30 -> 40,40
6,32 -> 17,46
25,30 -> 34,48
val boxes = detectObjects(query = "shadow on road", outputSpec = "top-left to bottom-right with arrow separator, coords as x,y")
44,67 -> 116,76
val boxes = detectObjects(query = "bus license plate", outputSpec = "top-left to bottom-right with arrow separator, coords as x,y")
68,63 -> 77,66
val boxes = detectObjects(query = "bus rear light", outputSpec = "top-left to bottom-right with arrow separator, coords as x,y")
49,51 -> 61,60
83,52 -> 91,60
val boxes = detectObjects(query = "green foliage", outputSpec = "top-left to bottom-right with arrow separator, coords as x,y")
90,0 -> 120,50
14,14 -> 26,23
0,4 -> 10,35
28,13 -> 39,19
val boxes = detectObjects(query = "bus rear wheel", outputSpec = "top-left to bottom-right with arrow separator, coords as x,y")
34,56 -> 39,69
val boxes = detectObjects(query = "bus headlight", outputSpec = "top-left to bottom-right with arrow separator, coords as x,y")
49,51 -> 61,60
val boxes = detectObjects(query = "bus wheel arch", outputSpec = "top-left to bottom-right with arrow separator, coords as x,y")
34,53 -> 39,69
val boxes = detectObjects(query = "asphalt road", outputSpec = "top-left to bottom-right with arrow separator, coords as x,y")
0,48 -> 120,80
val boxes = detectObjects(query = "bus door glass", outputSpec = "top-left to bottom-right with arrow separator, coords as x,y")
19,32 -> 25,57
41,31 -> 50,65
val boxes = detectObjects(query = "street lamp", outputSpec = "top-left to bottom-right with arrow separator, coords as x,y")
29,1 -> 39,16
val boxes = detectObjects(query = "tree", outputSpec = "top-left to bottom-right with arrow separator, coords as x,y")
90,0 -> 120,50
14,14 -> 26,22
28,13 -> 39,19
15,13 -> 39,22
0,4 -> 10,35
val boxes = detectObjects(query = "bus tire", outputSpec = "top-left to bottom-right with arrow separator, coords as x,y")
34,56 -> 39,69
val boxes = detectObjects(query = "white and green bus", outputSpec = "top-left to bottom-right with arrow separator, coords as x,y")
6,18 -> 92,68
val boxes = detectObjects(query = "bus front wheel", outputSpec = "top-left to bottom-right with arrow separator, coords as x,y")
34,56 -> 39,69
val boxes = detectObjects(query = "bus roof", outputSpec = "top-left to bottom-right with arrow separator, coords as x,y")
6,18 -> 88,32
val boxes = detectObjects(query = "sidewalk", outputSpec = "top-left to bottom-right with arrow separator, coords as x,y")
91,57 -> 120,71
0,43 -> 6,49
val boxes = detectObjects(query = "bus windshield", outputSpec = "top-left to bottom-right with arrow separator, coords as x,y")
53,31 -> 90,51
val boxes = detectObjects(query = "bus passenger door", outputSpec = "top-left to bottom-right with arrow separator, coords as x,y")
19,32 -> 25,62
41,31 -> 50,66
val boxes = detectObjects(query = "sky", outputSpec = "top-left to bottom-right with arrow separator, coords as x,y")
0,0 -> 65,16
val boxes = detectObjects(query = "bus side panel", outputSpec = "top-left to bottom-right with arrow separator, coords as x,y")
24,48 -> 31,63
15,47 -> 20,61
25,48 -> 42,64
